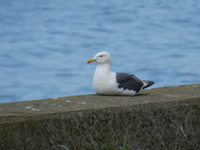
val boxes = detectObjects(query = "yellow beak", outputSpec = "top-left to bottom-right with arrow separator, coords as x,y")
86,58 -> 96,63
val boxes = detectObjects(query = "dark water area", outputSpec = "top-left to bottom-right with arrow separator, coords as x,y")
0,0 -> 200,102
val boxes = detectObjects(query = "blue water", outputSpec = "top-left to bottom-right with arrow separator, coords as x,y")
0,0 -> 200,103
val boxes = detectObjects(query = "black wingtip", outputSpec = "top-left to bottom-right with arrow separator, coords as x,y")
143,81 -> 155,89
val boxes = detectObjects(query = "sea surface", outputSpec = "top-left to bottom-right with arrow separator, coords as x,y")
0,0 -> 200,103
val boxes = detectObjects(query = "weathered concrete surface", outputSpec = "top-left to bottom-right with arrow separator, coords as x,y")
0,84 -> 199,150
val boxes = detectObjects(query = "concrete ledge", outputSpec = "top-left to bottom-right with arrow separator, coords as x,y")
0,84 -> 200,150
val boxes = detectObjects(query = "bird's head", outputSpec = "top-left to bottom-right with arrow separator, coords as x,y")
86,51 -> 111,65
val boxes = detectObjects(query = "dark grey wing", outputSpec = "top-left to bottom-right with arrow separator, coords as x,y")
116,73 -> 144,93
142,80 -> 155,89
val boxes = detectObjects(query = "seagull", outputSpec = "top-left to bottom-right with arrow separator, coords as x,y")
86,51 -> 154,96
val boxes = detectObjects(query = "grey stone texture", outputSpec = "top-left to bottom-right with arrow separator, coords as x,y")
0,84 -> 200,150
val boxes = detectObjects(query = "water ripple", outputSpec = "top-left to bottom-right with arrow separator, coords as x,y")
0,0 -> 200,102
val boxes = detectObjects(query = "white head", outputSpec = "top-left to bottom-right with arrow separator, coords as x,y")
87,51 -> 111,65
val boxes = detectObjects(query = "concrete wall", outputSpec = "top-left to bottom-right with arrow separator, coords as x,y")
0,84 -> 200,150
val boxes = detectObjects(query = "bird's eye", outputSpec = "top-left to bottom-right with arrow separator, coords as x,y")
99,55 -> 103,57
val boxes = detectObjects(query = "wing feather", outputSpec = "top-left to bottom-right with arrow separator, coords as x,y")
116,73 -> 144,93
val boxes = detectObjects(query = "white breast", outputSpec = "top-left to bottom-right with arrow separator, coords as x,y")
93,66 -> 119,95
92,64 -> 138,95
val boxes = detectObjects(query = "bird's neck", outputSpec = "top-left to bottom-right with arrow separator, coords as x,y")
95,63 -> 111,73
